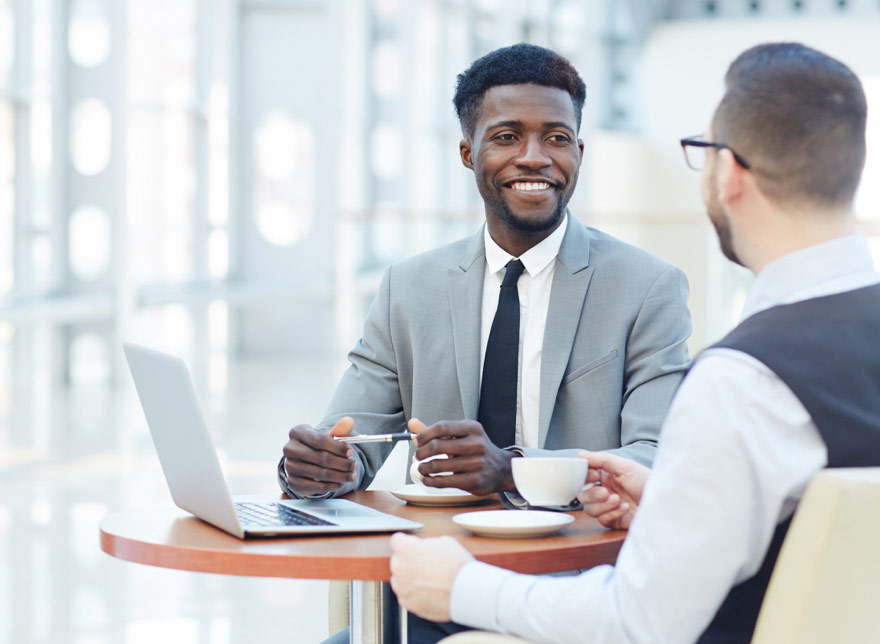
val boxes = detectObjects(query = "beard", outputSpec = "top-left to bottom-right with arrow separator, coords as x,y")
705,174 -> 744,267
708,205 -> 743,267
496,191 -> 569,234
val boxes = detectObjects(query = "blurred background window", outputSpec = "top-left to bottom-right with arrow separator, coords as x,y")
0,2 -> 879,643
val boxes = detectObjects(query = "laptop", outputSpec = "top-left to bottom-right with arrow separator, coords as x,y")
123,342 -> 423,538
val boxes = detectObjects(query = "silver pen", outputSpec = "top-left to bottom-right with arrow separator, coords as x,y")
334,432 -> 415,444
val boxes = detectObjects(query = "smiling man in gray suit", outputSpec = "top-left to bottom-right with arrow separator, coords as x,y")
278,44 -> 691,508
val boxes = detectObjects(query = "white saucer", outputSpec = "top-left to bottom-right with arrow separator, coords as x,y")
390,484 -> 491,507
452,510 -> 574,538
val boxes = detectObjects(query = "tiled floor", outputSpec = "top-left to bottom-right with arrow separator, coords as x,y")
0,351 -> 409,644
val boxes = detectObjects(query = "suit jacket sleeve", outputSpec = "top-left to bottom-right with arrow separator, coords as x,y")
608,264 -> 691,465
518,263 -> 691,467
278,267 -> 406,498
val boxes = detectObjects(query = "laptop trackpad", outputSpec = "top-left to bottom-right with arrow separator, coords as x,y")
280,498 -> 384,519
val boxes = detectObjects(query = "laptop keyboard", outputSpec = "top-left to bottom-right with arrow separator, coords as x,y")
235,501 -> 338,527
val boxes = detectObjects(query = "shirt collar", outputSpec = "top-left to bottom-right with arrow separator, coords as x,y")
483,213 -> 568,277
740,233 -> 877,320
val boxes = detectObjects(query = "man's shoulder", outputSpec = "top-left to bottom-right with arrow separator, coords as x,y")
575,220 -> 681,280
388,233 -> 480,277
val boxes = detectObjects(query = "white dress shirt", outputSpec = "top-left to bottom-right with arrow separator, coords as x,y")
481,215 -> 567,449
451,234 -> 880,644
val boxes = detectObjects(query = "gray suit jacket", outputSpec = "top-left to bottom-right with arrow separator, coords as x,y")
280,215 -> 692,496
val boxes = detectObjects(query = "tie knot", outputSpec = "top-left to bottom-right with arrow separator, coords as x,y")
501,259 -> 525,287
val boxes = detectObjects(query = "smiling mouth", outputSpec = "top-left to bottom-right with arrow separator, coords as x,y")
506,180 -> 557,192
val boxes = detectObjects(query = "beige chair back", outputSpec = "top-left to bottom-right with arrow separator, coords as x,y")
328,579 -> 350,635
751,467 -> 880,644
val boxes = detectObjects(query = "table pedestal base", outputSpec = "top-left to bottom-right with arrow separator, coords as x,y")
349,580 -> 408,644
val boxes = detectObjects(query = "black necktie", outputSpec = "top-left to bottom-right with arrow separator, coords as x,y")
478,259 -> 525,448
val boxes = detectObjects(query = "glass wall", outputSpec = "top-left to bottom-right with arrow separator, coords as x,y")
0,2 -> 879,643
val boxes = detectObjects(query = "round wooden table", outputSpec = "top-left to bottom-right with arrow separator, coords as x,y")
100,491 -> 626,643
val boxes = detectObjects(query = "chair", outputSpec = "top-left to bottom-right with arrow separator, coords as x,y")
750,467 -> 880,644
328,580 -> 350,635
438,467 -> 880,644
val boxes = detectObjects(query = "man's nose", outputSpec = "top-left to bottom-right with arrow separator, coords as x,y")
515,136 -> 551,168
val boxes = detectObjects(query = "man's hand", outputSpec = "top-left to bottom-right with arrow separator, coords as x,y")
282,417 -> 357,496
408,418 -> 516,496
577,451 -> 650,530
389,533 -> 474,622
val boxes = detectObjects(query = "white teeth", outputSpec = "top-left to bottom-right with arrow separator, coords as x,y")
511,181 -> 550,191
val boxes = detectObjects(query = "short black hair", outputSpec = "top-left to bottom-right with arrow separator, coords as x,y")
453,43 -> 587,139
713,42 -> 867,207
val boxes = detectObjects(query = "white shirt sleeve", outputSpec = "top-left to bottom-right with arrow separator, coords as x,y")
449,349 -> 828,644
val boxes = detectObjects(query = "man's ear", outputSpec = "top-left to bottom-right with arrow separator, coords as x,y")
716,148 -> 745,206
460,139 -> 474,170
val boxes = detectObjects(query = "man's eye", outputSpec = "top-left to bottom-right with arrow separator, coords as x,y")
494,133 -> 517,141
548,134 -> 571,143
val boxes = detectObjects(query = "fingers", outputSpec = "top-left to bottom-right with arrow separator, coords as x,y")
283,474 -> 348,496
580,483 -> 632,528
416,454 -> 499,496
578,483 -> 610,506
389,533 -> 416,596
330,416 -> 355,437
389,533 -> 434,580
597,504 -> 632,530
407,418 -> 428,442
580,486 -> 626,519
417,420 -> 483,444
390,531 -> 415,553
418,472 -> 478,491
285,458 -> 356,483
390,534 -> 467,562
415,420 -> 488,460
283,436 -> 354,472
283,423 -> 358,495
583,496 -> 624,519
407,420 -> 511,496
289,424 -> 352,459
282,462 -> 356,496
578,452 -> 602,484
418,469 -> 502,497
390,534 -> 464,622
418,454 -> 484,477
581,450 -> 635,477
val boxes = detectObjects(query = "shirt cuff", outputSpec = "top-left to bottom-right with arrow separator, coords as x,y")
500,447 -> 527,508
449,561 -> 516,631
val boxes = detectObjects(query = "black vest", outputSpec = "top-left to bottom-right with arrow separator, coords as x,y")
697,283 -> 880,644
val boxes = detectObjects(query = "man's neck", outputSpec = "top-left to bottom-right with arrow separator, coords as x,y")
485,218 -> 565,258
742,204 -> 858,274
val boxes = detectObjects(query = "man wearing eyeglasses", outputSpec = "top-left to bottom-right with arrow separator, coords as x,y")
391,42 -> 880,643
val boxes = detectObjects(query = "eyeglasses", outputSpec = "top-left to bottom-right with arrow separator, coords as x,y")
679,135 -> 751,171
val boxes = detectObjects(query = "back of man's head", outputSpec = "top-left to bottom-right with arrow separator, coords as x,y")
713,42 -> 867,210
453,43 -> 587,139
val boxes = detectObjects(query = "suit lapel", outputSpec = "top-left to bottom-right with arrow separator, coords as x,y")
448,231 -> 486,419
538,217 -> 593,446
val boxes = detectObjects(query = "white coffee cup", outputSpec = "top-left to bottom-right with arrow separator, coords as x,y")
511,457 -> 588,507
